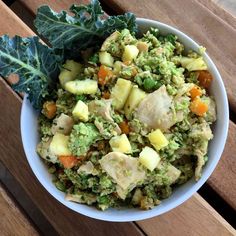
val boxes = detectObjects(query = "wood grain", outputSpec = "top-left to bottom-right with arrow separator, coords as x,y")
137,194 -> 236,236
101,0 -> 236,113
0,183 -> 39,236
18,0 -> 89,13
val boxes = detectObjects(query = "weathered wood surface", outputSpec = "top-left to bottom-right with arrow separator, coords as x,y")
0,183 -> 39,236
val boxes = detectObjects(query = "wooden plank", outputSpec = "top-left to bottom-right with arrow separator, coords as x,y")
0,183 -> 39,236
137,194 -> 236,236
18,0 -> 88,13
208,121 -> 236,210
212,0 -> 236,17
100,0 -> 236,113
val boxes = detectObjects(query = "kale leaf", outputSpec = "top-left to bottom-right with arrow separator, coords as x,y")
34,0 -> 137,51
0,36 -> 62,109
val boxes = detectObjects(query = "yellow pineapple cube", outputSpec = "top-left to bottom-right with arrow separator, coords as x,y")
122,45 -> 139,63
99,51 -> 114,67
148,129 -> 169,151
72,100 -> 89,122
49,133 -> 71,156
139,146 -> 160,171
109,134 -> 132,153
111,78 -> 132,110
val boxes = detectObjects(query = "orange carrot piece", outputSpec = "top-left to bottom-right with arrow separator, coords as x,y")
190,97 -> 208,116
189,86 -> 202,100
197,70 -> 213,89
42,101 -> 57,119
119,121 -> 130,134
59,155 -> 78,169
102,91 -> 110,99
98,65 -> 113,86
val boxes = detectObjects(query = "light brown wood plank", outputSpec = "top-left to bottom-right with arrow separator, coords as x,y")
18,0 -> 88,13
137,194 -> 236,236
208,121 -> 236,210
102,0 -> 236,113
198,0 -> 236,29
0,183 -> 39,236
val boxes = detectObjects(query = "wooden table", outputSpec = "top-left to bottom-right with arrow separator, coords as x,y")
0,0 -> 236,235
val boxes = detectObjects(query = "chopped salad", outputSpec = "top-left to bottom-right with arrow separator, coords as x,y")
37,28 -> 216,210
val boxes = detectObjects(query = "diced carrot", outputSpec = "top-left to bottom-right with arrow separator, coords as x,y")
98,65 -> 113,86
190,97 -> 208,116
119,121 -> 130,134
59,155 -> 79,169
197,70 -> 213,88
189,86 -> 202,100
42,101 -> 57,119
102,91 -> 110,99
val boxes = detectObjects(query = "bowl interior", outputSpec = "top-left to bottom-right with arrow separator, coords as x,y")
20,18 -> 229,222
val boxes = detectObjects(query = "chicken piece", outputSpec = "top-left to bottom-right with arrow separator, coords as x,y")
88,99 -> 113,122
135,85 -> 173,131
51,113 -> 74,135
165,164 -> 181,184
37,138 -> 58,163
100,152 -> 146,198
77,161 -> 98,175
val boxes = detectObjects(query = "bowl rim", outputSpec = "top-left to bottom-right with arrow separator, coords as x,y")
20,17 -> 229,222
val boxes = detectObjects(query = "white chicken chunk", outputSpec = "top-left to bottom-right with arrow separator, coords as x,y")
88,99 -> 113,122
100,152 -> 146,199
37,138 -> 57,163
51,113 -> 74,135
135,85 -> 174,131
88,99 -> 121,136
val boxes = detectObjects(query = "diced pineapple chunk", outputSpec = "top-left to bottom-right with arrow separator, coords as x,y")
180,57 -> 207,71
99,51 -> 114,67
113,61 -> 123,75
109,134 -> 132,153
148,129 -> 169,151
124,85 -> 146,117
65,79 -> 98,95
186,57 -> 207,71
111,78 -> 132,110
139,146 -> 160,171
72,100 -> 89,122
49,133 -> 71,156
122,45 -> 139,63
59,60 -> 82,87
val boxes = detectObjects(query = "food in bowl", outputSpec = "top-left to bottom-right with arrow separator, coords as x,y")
1,0 -> 219,213
37,27 -> 216,210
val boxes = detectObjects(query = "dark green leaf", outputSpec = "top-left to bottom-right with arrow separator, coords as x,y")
0,35 -> 61,109
34,0 -> 137,51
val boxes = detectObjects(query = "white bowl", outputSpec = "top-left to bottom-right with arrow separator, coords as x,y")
21,18 -> 229,222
